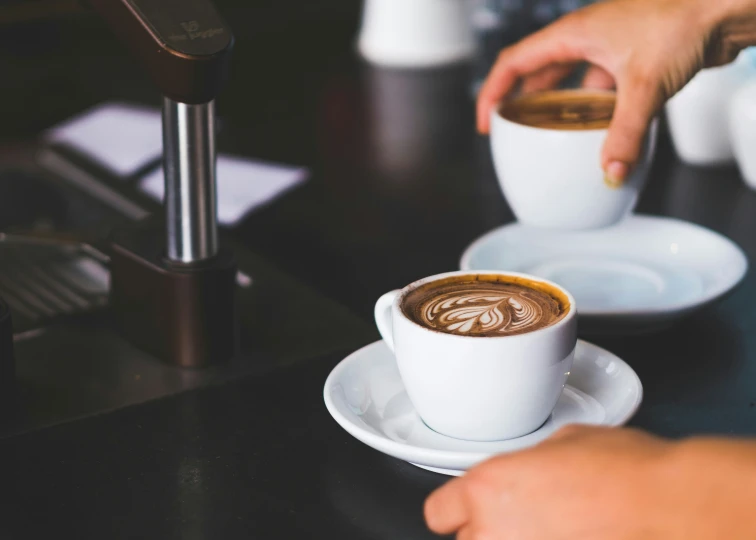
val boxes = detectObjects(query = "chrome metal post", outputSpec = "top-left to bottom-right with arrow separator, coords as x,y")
163,98 -> 219,263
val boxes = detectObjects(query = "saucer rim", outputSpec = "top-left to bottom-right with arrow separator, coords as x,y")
323,339 -> 643,469
459,214 -> 748,317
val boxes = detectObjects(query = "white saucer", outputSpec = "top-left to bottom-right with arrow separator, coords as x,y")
460,215 -> 748,334
324,339 -> 642,476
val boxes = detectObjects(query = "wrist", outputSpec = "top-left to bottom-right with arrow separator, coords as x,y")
664,437 -> 756,539
706,0 -> 756,61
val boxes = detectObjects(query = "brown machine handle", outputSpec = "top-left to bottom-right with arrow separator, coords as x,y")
85,0 -> 234,104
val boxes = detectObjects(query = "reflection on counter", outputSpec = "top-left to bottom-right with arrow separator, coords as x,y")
363,63 -> 474,181
324,450 -> 442,540
661,160 -> 746,230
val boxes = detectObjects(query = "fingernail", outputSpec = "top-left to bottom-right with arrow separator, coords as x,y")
477,108 -> 488,134
604,161 -> 628,188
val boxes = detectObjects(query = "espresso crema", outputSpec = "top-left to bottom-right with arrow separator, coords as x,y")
500,89 -> 616,130
401,275 -> 568,337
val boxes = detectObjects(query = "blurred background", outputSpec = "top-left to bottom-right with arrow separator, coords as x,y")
0,0 -> 601,142
470,0 -> 596,92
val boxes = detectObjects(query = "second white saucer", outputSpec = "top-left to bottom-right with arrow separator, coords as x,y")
324,339 -> 642,476
460,215 -> 747,334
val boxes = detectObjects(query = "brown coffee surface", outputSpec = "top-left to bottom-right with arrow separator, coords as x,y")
401,275 -> 569,337
500,90 -> 616,130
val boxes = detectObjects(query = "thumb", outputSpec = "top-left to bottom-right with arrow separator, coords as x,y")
601,72 -> 662,187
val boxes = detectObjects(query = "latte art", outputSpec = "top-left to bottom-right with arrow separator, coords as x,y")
402,275 -> 567,337
421,290 -> 544,335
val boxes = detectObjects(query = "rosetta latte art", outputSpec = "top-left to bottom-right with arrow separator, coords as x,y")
419,289 -> 545,335
402,277 -> 565,337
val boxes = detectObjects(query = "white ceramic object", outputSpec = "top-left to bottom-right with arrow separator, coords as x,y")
490,90 -> 658,230
666,52 -> 756,166
730,78 -> 756,189
460,215 -> 748,335
324,339 -> 643,476
373,270 -> 577,441
357,0 -> 475,68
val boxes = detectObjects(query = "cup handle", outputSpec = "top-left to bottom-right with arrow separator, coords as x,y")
374,290 -> 400,353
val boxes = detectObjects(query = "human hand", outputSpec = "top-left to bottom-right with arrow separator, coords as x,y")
424,425 -> 756,539
477,0 -> 756,185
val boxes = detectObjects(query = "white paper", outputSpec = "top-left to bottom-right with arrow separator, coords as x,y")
45,102 -> 162,177
139,155 -> 308,226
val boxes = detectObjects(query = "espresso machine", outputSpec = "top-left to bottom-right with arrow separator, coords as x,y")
89,0 -> 237,368
0,0 -> 236,414
76,0 -> 237,369
0,0 -> 375,436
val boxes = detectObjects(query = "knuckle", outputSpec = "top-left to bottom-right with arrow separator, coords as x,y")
464,470 -> 497,501
422,496 -> 436,521
496,46 -> 513,63
553,9 -> 586,43
472,530 -> 497,540
559,9 -> 584,31
554,423 -> 587,438
623,63 -> 663,100
628,70 -> 658,93
619,426 -> 661,445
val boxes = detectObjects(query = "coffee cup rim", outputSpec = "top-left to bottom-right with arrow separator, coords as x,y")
492,88 -> 616,134
393,270 -> 576,339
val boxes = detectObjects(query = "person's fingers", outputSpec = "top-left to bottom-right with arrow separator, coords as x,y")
520,64 -> 575,94
581,64 -> 615,90
477,25 -> 584,134
601,69 -> 662,186
424,478 -> 469,534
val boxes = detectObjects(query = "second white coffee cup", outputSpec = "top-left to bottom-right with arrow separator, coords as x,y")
374,270 -> 577,442
490,89 -> 658,230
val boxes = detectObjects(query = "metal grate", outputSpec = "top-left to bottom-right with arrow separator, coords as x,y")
0,235 -> 110,333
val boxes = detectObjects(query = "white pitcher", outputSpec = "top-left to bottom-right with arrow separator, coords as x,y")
357,0 -> 475,68
666,51 -> 756,166
729,77 -> 756,189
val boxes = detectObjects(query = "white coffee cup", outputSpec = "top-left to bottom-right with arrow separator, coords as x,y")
667,50 -> 755,166
374,270 -> 577,441
729,79 -> 756,189
357,0 -> 475,68
490,89 -> 658,230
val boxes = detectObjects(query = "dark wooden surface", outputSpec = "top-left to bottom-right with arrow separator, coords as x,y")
1,3 -> 756,539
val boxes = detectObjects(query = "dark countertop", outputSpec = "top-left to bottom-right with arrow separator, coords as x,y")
1,3 -> 756,539
0,351 -> 442,540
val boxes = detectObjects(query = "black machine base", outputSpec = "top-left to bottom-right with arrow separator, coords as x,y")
109,222 -> 237,368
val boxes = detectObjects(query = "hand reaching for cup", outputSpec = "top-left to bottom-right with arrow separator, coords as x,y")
477,0 -> 756,185
424,425 -> 756,539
